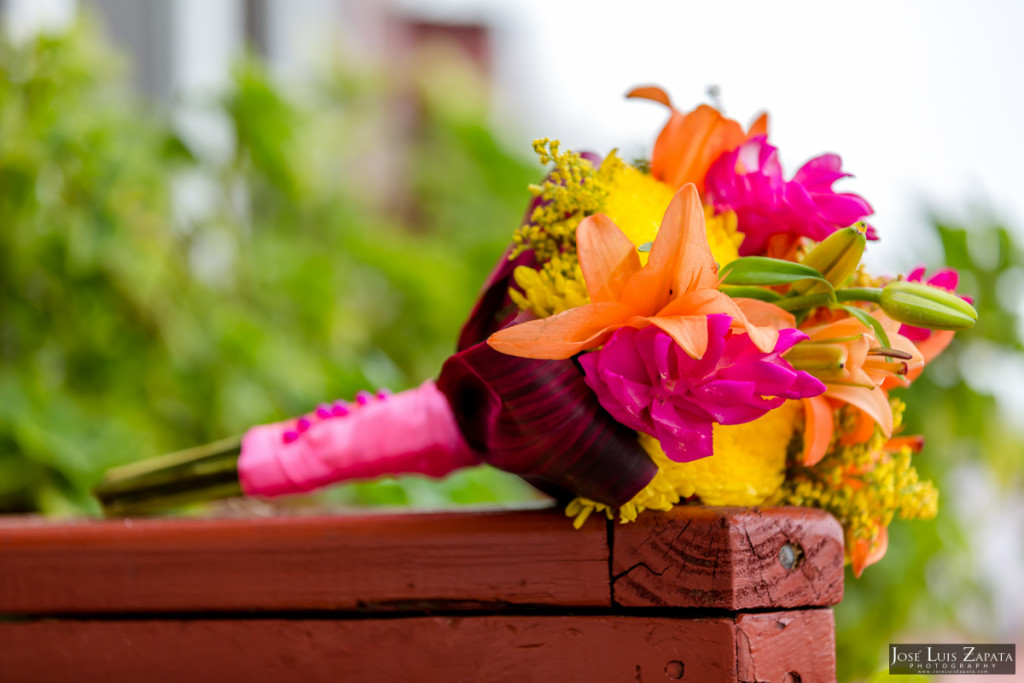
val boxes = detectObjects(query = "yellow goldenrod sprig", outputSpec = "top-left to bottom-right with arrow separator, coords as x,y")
511,139 -> 623,263
770,399 -> 938,561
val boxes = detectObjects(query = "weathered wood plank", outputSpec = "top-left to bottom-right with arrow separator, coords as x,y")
0,508 -> 610,615
0,506 -> 844,615
735,609 -> 837,683
612,507 -> 844,610
0,611 -> 837,682
0,616 -> 739,683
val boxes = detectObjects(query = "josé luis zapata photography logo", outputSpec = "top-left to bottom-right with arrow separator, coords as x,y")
890,644 -> 1016,675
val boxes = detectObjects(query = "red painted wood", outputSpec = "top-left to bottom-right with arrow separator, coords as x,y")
0,616 -> 739,683
0,611 -> 838,682
0,506 -> 844,615
0,507 -> 843,681
735,609 -> 837,683
0,508 -> 610,615
612,507 -> 845,610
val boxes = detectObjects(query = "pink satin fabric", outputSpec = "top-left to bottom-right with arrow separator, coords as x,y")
238,380 -> 482,497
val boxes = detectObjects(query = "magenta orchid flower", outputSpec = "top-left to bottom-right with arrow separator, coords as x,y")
705,136 -> 875,255
579,315 -> 825,463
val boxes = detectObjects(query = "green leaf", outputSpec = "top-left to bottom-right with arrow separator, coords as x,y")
720,256 -> 834,293
840,305 -> 891,348
718,285 -> 783,302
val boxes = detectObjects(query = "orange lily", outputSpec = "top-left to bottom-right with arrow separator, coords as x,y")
796,314 -> 923,465
850,525 -> 889,577
488,185 -> 791,361
627,86 -> 768,195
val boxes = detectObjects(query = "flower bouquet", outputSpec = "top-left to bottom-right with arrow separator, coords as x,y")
95,86 -> 976,577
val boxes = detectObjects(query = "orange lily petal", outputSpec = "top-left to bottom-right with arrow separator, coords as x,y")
661,105 -> 745,193
658,184 -> 721,295
802,395 -> 834,466
490,179 -> 778,363
487,302 -> 631,359
657,289 -> 780,355
886,435 -> 925,453
917,329 -> 954,364
748,112 -> 769,138
733,298 -> 796,331
627,87 -> 769,194
625,85 -> 672,108
892,329 -> 951,386
622,185 -> 718,314
577,213 -> 642,304
644,315 -> 710,360
687,290 -> 781,351
826,384 -> 893,437
839,409 -> 876,446
627,87 -> 744,194
851,526 -> 889,578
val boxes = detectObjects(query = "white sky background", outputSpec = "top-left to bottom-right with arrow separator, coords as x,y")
418,0 -> 1024,274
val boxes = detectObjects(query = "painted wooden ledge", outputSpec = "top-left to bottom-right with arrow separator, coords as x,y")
0,506 -> 844,682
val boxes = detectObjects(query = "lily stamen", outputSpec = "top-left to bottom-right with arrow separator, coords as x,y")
868,347 -> 914,361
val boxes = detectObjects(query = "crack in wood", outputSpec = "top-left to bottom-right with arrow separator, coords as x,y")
740,529 -> 776,607
612,561 -> 669,584
736,622 -> 758,683
593,507 -> 841,610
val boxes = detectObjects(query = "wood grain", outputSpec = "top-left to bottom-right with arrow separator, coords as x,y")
611,507 -> 845,610
0,505 -> 844,615
0,507 -> 842,681
0,615 -> 736,683
0,508 -> 610,615
735,609 -> 837,683
0,611 -> 837,683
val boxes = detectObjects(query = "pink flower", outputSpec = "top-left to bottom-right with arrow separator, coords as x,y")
705,136 -> 875,255
579,315 -> 825,462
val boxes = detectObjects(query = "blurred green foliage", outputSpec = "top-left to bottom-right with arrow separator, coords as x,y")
836,220 -> 1024,681
0,22 -> 540,515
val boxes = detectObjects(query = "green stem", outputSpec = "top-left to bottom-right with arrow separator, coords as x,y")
775,287 -> 884,313
836,287 -> 883,303
776,292 -> 834,312
93,436 -> 243,517
718,286 -> 783,302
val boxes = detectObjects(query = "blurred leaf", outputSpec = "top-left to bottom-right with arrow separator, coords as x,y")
0,22 -> 539,513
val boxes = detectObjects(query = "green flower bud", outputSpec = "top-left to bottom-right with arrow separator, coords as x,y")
880,281 -> 978,331
793,227 -> 866,295
784,343 -> 848,373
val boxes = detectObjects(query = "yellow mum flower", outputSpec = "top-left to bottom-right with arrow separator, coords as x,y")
509,253 -> 589,318
602,165 -> 675,257
509,144 -> 744,319
567,400 -> 800,527
603,165 -> 742,268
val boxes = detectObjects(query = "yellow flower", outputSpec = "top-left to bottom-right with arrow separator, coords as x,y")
604,165 -> 741,268
509,253 -> 588,318
567,400 -> 800,527
509,142 -> 744,320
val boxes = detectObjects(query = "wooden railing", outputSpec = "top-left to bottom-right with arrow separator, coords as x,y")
0,505 -> 843,682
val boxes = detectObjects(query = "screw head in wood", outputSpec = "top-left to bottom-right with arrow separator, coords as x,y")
778,541 -> 805,571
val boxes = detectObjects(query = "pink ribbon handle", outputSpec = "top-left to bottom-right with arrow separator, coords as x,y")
238,380 -> 482,498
